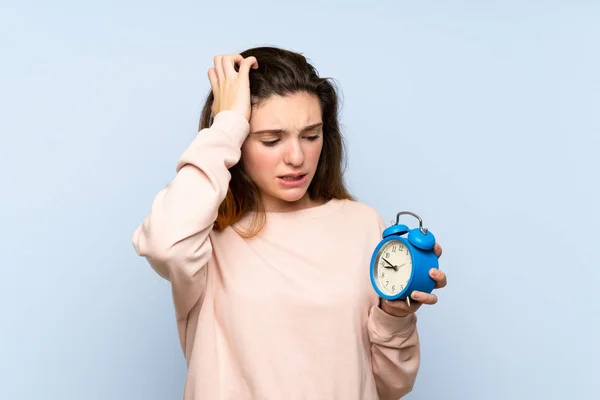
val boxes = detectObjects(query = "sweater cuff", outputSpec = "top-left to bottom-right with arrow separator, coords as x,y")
210,110 -> 250,148
368,304 -> 417,339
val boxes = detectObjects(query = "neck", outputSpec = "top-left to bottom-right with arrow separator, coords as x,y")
260,192 -> 324,213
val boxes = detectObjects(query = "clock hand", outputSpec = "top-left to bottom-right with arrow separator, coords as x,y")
381,258 -> 398,271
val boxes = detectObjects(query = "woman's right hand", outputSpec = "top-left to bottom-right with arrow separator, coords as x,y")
208,54 -> 259,122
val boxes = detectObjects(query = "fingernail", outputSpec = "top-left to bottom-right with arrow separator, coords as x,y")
431,269 -> 438,276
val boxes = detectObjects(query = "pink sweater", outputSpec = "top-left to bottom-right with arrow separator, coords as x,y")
132,110 -> 420,400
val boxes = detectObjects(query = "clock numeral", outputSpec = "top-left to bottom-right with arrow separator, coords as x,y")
385,252 -> 390,258
392,285 -> 396,291
385,280 -> 389,287
392,245 -> 397,252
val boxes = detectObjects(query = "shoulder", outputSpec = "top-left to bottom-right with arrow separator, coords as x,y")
337,198 -> 386,232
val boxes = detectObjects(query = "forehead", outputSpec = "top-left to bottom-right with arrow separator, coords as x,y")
250,92 -> 322,130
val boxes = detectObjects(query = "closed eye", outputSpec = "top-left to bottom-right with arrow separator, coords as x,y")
261,139 -> 280,147
261,135 -> 320,147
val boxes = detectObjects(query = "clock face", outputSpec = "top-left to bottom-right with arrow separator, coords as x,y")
374,239 -> 413,296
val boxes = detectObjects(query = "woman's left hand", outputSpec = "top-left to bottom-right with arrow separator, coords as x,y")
380,243 -> 447,318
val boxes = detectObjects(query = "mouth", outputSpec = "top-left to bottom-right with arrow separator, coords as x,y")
278,173 -> 307,181
277,173 -> 308,187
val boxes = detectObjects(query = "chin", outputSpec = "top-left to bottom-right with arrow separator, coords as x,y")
258,174 -> 316,207
276,188 -> 309,203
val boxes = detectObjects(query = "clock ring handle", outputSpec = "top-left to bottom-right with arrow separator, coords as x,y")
395,211 -> 429,235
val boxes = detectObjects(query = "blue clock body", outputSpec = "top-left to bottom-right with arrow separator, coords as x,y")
369,212 -> 439,301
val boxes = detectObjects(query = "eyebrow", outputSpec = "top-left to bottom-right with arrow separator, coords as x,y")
250,122 -> 323,135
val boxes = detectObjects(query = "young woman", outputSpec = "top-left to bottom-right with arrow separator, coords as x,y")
132,46 -> 447,400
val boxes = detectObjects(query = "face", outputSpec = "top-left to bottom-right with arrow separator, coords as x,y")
242,92 -> 324,212
374,240 -> 413,296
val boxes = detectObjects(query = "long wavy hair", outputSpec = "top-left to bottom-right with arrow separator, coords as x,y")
198,46 -> 354,238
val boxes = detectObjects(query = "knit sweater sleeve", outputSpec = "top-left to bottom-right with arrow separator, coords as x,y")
367,214 -> 421,400
131,110 -> 249,327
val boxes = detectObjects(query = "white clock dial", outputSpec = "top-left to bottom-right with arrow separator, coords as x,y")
374,239 -> 412,296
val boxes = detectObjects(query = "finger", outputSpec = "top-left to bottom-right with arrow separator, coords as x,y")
223,54 -> 244,76
207,67 -> 218,92
213,55 -> 224,83
412,291 -> 438,305
238,56 -> 259,76
434,243 -> 443,258
430,268 -> 447,288
208,67 -> 219,116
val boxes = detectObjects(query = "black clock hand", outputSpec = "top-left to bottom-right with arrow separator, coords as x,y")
381,258 -> 398,271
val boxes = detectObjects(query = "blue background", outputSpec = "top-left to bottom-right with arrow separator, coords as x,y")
1,1 -> 598,399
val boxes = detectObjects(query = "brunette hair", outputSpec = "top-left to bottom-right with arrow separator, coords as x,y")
198,46 -> 354,237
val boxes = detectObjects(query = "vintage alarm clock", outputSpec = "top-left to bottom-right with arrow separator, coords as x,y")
370,211 -> 439,306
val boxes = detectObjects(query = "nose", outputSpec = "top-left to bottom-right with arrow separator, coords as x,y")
283,139 -> 304,167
